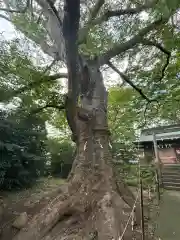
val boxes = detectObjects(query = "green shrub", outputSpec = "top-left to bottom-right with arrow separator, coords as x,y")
47,138 -> 74,178
0,110 -> 47,190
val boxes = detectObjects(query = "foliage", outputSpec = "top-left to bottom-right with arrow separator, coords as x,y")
108,87 -> 139,164
0,37 -> 72,189
117,163 -> 156,189
0,38 -> 66,128
0,109 -> 48,190
46,138 -> 74,178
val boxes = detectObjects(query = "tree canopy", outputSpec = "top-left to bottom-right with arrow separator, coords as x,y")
0,0 -> 179,126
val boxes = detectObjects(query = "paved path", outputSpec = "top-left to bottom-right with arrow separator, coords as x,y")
155,190 -> 180,240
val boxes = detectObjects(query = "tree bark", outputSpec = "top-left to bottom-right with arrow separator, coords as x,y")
12,63 -> 142,240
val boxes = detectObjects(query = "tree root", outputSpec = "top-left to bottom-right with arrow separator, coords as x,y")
13,175 -> 142,240
13,198 -> 74,240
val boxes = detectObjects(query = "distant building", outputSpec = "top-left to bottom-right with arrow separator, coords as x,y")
136,124 -> 180,165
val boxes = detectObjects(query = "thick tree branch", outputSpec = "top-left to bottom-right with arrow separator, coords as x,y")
79,0 -> 105,43
0,0 -> 30,13
30,103 -> 65,115
88,0 -> 105,20
98,17 -> 168,66
36,0 -> 60,24
63,0 -> 80,102
92,0 -> 158,26
39,41 -> 60,59
108,61 -> 151,102
62,0 -> 81,142
0,13 -> 10,21
34,0 -> 65,61
2,0 -> 63,60
45,0 -> 63,24
79,0 -> 157,43
141,39 -> 171,82
43,59 -> 57,74
142,39 -> 170,55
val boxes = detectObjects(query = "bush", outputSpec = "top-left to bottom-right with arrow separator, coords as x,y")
0,110 -> 47,190
114,160 -> 156,189
47,138 -> 75,178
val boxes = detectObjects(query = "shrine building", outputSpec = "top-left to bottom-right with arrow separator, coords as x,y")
137,124 -> 180,165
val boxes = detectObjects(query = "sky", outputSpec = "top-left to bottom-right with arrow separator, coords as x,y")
0,17 -> 16,39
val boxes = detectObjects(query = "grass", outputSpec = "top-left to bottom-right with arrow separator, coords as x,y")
154,190 -> 180,240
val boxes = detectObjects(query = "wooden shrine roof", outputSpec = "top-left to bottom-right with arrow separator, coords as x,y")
139,124 -> 180,143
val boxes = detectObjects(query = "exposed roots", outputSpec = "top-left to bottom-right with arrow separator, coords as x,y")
13,170 -> 142,240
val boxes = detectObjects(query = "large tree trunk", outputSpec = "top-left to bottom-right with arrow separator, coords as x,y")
13,64 -> 141,240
